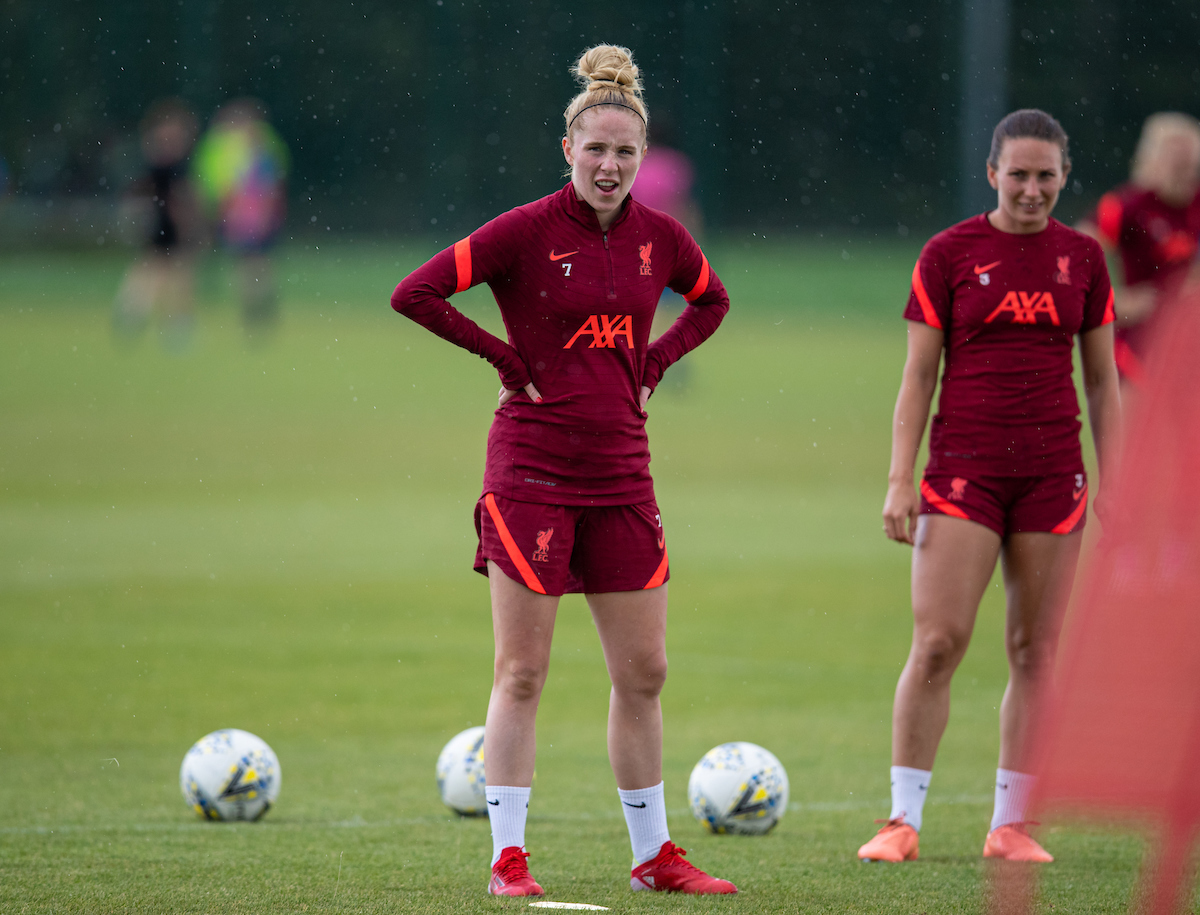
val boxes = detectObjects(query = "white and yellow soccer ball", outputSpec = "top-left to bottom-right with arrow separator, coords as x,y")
688,741 -> 789,835
180,728 -> 281,821
436,725 -> 487,815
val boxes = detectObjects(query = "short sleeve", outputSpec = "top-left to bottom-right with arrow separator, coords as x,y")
1094,192 -> 1124,247
1081,237 -> 1116,332
903,242 -> 951,329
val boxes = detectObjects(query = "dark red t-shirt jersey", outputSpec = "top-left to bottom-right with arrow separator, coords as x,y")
1092,184 -> 1200,288
905,214 -> 1114,476
392,183 -> 729,505
1090,184 -> 1200,373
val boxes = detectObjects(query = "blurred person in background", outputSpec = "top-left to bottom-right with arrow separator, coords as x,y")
631,134 -> 701,388
193,98 -> 290,335
1078,112 -> 1200,396
860,110 -> 1120,866
112,98 -> 201,348
392,44 -> 736,898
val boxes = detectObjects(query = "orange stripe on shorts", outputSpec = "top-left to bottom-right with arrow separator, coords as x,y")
920,478 -> 969,519
453,237 -> 472,293
1051,483 -> 1088,535
483,493 -> 546,594
643,545 -> 669,590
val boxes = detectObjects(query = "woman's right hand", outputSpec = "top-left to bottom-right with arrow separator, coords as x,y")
498,381 -> 543,407
882,479 -> 920,545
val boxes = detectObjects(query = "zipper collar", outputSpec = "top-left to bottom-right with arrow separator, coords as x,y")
557,182 -> 635,233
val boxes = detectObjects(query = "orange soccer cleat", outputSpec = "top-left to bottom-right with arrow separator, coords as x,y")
487,846 -> 545,896
858,817 -> 920,862
630,841 -> 737,894
983,823 -> 1054,862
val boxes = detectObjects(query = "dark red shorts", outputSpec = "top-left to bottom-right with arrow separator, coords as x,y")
919,470 -> 1088,538
474,493 -> 670,596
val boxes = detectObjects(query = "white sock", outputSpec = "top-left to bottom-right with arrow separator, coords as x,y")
486,785 -> 531,866
889,766 -> 932,832
618,782 -> 670,865
991,768 -> 1035,831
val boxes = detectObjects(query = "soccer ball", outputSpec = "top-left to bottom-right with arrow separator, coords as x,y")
436,725 -> 487,815
688,741 -> 789,835
180,728 -> 281,821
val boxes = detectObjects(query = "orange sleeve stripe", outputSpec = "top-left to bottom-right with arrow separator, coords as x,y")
1096,194 -> 1123,246
483,493 -> 546,594
453,237 -> 472,294
1101,287 -> 1115,325
683,254 -> 710,302
643,546 -> 669,589
919,479 -> 969,519
1051,484 -> 1088,535
911,261 -> 943,329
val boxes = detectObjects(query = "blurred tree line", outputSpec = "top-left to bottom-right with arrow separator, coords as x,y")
1,0 -> 1197,243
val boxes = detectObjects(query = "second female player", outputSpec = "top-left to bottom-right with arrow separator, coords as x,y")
391,45 -> 736,897
859,109 -> 1121,864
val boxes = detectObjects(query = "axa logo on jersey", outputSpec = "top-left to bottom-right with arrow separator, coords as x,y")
984,291 -> 1061,326
564,314 -> 635,349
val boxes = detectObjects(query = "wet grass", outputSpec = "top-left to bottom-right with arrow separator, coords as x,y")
0,241 -> 1159,913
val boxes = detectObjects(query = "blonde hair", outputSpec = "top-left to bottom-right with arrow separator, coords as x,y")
1131,112 -> 1200,188
563,45 -> 648,142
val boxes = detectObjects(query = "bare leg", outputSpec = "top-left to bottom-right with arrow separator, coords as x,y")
588,585 -> 669,790
482,561 -> 559,787
893,515 -> 1002,769
997,531 -> 1082,769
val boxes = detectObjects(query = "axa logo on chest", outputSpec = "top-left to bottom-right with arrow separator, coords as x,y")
564,314 -> 635,349
984,291 -> 1061,326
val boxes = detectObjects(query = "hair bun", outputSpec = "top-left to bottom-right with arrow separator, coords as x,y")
574,45 -> 643,95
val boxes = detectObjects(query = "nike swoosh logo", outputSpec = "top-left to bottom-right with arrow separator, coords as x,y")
1073,488 -> 1085,501
487,799 -> 500,805
998,783 -> 1009,790
919,784 -> 928,791
657,537 -> 665,550
974,260 -> 1001,275
549,250 -> 578,261
623,801 -> 647,808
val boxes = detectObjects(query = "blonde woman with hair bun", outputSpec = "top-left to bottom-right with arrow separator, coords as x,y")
392,44 -> 736,897
1080,112 -> 1200,390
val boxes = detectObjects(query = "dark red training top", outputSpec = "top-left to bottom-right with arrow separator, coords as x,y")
1090,184 -> 1200,375
392,183 -> 729,505
905,214 -> 1114,477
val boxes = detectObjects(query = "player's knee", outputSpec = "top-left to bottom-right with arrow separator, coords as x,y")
495,658 -> 547,703
1006,630 -> 1054,679
912,629 -> 968,680
614,654 -> 668,699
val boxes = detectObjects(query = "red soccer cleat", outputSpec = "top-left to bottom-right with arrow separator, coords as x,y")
983,823 -> 1054,862
487,846 -> 545,896
630,841 -> 737,894
858,817 -> 920,862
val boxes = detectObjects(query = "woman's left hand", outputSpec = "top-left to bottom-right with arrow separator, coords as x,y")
639,386 -> 652,411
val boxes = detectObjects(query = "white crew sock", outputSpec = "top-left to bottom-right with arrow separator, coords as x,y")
486,785 -> 531,866
889,766 -> 932,832
991,768 -> 1036,831
618,782 -> 671,865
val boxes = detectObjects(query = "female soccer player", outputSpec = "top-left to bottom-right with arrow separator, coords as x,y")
858,110 -> 1121,864
1078,112 -> 1200,389
391,45 -> 736,897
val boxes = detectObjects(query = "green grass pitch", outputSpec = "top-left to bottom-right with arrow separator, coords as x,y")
0,240 -> 1160,912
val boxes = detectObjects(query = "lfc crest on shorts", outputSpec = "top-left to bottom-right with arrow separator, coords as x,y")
533,528 -> 554,562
